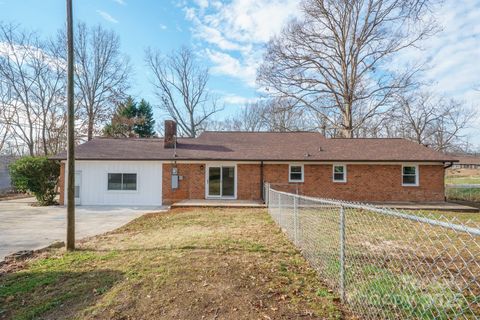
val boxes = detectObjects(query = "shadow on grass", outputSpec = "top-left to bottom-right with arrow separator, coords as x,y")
0,269 -> 123,320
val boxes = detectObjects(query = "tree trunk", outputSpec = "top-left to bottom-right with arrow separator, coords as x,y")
87,114 -> 94,141
342,104 -> 353,138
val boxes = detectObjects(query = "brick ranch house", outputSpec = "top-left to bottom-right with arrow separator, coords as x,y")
53,120 -> 456,206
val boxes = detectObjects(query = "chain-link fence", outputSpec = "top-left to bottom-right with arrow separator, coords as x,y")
265,183 -> 480,319
446,184 -> 480,203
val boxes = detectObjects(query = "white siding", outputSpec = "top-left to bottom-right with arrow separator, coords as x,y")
65,161 -> 163,206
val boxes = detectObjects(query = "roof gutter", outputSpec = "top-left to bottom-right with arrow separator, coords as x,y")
444,161 -> 455,169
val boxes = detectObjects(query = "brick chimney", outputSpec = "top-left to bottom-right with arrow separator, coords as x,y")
164,120 -> 177,149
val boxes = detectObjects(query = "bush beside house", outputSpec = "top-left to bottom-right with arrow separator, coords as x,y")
9,157 -> 60,205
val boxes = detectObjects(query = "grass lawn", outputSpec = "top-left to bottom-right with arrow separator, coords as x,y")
0,208 -> 342,320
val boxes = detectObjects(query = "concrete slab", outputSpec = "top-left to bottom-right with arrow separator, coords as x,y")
0,197 -> 167,260
172,199 -> 265,208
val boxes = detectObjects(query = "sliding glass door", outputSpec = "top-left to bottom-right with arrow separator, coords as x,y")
207,165 -> 236,198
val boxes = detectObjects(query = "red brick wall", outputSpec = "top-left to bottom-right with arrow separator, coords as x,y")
162,163 -> 205,204
237,164 -> 262,200
264,164 -> 445,202
59,162 -> 65,205
62,161 -> 445,205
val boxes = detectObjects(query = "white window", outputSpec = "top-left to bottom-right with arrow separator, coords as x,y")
402,165 -> 418,186
289,164 -> 304,182
333,164 -> 347,182
108,173 -> 137,191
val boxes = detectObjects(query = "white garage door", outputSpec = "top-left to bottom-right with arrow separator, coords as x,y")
66,161 -> 163,206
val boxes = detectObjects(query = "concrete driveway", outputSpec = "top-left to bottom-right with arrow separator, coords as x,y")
0,197 -> 166,260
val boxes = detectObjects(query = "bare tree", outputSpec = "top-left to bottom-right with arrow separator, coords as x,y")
258,0 -> 438,138
221,98 -> 313,132
146,47 -> 222,138
390,91 -> 474,151
262,98 -> 311,132
429,100 -> 473,152
71,22 -> 130,141
221,102 -> 267,132
0,84 -> 12,153
0,23 -> 66,156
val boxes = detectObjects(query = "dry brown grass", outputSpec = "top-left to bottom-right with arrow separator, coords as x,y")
0,208 -> 342,320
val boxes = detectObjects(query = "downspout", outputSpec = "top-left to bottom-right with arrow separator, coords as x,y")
260,161 -> 264,201
444,161 -> 454,169
443,161 -> 454,202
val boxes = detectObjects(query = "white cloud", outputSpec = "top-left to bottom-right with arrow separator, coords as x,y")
160,24 -> 168,30
113,0 -> 126,5
221,93 -> 257,105
391,0 -> 480,103
393,0 -> 480,144
96,10 -> 119,24
184,0 -> 301,87
205,49 -> 257,86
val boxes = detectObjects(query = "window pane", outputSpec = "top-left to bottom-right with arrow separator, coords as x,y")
108,173 -> 122,190
403,175 -> 416,185
403,166 -> 416,175
334,172 -> 344,181
334,166 -> 344,173
123,173 -> 137,190
208,167 -> 221,196
290,172 -> 302,181
291,166 -> 302,173
290,165 -> 303,181
222,167 -> 235,197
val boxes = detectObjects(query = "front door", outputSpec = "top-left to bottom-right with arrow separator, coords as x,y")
207,165 -> 236,198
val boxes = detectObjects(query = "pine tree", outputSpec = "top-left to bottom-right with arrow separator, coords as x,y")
134,99 -> 156,137
103,97 -> 138,137
102,97 -> 156,138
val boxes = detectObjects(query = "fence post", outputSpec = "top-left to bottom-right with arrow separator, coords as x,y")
293,195 -> 298,246
277,191 -> 281,224
339,205 -> 346,303
266,182 -> 270,206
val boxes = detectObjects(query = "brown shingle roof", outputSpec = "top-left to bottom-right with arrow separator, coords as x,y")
51,131 -> 456,162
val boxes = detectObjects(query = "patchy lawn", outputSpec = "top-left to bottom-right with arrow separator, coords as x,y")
0,208 -> 342,320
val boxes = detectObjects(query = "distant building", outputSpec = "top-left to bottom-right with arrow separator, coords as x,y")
0,156 -> 16,194
451,155 -> 480,169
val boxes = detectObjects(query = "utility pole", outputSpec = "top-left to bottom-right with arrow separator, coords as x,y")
66,0 -> 75,251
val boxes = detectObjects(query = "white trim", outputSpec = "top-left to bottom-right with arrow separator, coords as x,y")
205,163 -> 237,199
288,164 -> 304,183
402,164 -> 419,187
332,164 -> 347,183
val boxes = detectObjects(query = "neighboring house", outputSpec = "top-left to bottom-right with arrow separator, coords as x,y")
0,155 -> 15,194
450,155 -> 480,169
52,120 -> 457,206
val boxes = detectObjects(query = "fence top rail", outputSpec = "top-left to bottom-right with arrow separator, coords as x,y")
269,187 -> 480,237
446,184 -> 480,188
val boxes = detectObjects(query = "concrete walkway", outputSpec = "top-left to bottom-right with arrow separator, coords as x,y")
0,197 -> 166,260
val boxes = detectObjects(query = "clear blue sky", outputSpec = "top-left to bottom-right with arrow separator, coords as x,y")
0,0 -> 479,146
